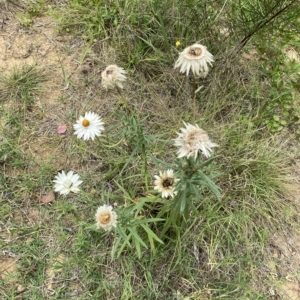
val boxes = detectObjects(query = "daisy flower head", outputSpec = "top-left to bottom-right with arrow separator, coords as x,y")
154,169 -> 179,199
174,122 -> 218,159
101,64 -> 127,89
53,170 -> 83,195
174,43 -> 214,77
95,204 -> 117,231
73,111 -> 104,141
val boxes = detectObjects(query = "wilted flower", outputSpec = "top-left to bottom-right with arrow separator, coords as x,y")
154,169 -> 179,198
101,64 -> 127,89
53,170 -> 82,195
95,204 -> 117,231
174,43 -> 214,77
174,122 -> 218,159
73,111 -> 104,141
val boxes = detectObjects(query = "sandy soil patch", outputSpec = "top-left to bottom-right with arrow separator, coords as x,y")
0,256 -> 18,281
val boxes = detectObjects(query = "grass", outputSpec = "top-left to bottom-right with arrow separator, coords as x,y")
1,0 -> 300,299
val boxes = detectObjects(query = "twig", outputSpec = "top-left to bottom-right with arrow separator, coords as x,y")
229,0 -> 298,58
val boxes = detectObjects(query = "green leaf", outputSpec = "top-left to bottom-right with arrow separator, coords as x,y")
280,120 -> 287,125
111,235 -> 122,259
114,180 -> 133,201
145,227 -> 155,251
131,199 -> 147,218
179,189 -> 187,213
140,224 -> 164,244
277,126 -> 283,131
195,171 -> 221,200
117,226 -> 132,247
133,233 -> 142,259
133,218 -> 164,225
117,233 -> 132,258
120,145 -> 139,174
198,156 -> 217,168
128,227 -> 148,249
140,224 -> 164,252
111,229 -> 132,259
283,110 -> 289,117
147,153 -> 173,168
85,224 -> 99,232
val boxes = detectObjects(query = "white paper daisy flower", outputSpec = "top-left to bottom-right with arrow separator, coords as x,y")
174,122 -> 218,159
53,170 -> 83,195
73,111 -> 104,141
95,204 -> 118,231
154,169 -> 179,198
174,43 -> 214,77
101,64 -> 127,89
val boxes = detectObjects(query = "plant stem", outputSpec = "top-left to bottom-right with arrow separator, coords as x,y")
191,76 -> 197,123
116,86 -> 130,114
229,0 -> 298,57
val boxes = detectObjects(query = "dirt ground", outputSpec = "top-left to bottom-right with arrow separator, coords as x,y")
1,6 -> 300,300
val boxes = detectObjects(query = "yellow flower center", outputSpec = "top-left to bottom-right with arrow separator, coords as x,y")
175,41 -> 181,47
82,119 -> 90,127
99,213 -> 111,224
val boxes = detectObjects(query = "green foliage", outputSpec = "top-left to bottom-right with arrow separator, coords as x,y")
253,28 -> 300,134
228,0 -> 300,50
0,135 -> 25,167
16,0 -> 46,27
0,65 -> 45,108
52,0 -> 119,41
158,156 -> 220,236
53,0 -> 228,71
111,197 -> 164,259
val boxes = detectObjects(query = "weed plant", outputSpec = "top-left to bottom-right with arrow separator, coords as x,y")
1,0 -> 300,299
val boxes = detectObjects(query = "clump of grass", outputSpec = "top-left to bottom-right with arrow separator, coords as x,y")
0,66 -> 46,170
0,135 -> 25,167
0,65 -> 45,108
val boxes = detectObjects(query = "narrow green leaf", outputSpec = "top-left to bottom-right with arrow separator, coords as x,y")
148,153 -> 173,168
140,223 -> 164,245
133,218 -> 164,225
120,146 -> 139,173
117,226 -> 131,247
141,224 -> 155,252
179,189 -> 187,213
117,232 -> 132,258
114,180 -> 133,200
198,156 -> 217,168
133,233 -> 142,259
195,171 -> 221,200
111,235 -> 123,259
128,227 -> 148,249
112,226 -> 132,259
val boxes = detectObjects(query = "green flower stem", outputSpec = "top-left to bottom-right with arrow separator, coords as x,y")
116,86 -> 130,113
191,76 -> 197,123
